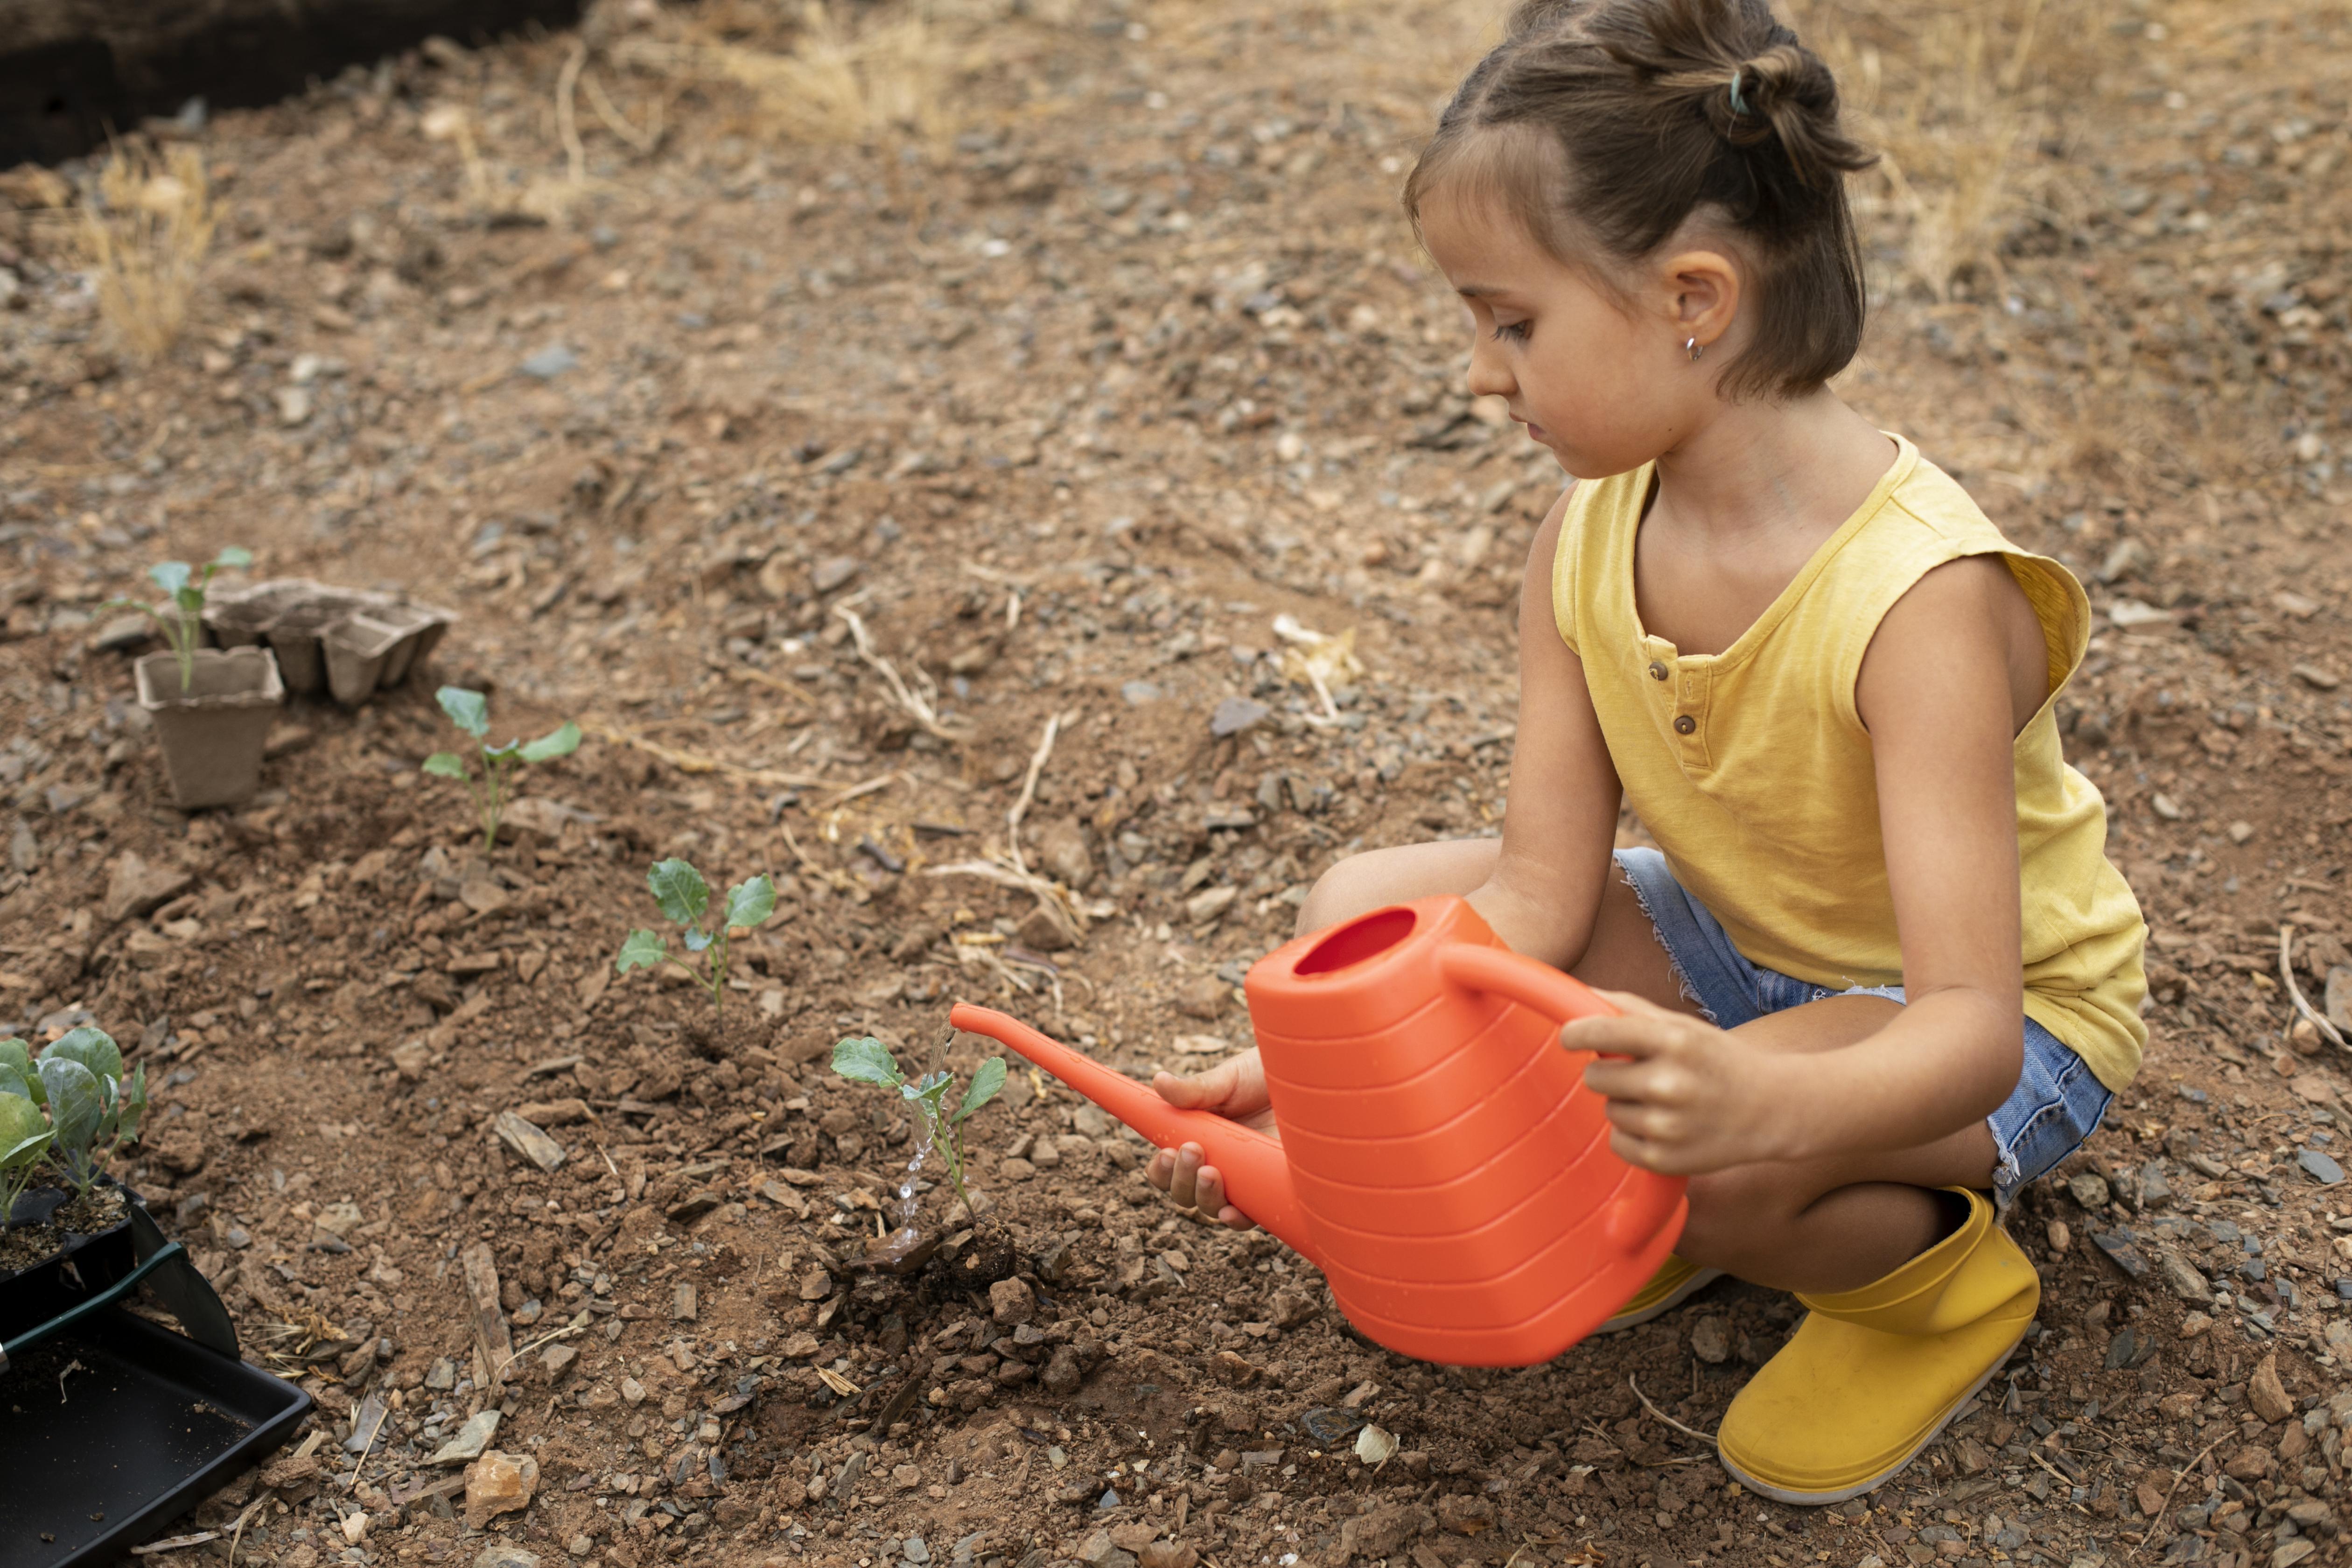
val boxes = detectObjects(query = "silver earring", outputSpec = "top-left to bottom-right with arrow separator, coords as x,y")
1686,337 -> 1705,362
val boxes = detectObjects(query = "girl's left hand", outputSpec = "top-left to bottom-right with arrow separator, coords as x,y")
1565,990 -> 1802,1175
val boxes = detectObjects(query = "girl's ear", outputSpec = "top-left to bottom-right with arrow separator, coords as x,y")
1659,248 -> 1743,356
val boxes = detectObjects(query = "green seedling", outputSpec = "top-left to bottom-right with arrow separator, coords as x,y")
107,546 -> 253,692
614,859 -> 777,1020
831,1034 -> 1006,1221
423,686 -> 582,854
0,1041 -> 53,1223
34,1027 -> 146,1199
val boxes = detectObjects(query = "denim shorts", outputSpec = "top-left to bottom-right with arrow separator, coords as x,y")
1614,847 -> 2111,1208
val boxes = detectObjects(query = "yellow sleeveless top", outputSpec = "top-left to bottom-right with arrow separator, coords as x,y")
1551,434 -> 2146,1091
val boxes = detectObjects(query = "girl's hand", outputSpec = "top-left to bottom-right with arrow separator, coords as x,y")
1143,1047 -> 1278,1231
1567,990 -> 1802,1175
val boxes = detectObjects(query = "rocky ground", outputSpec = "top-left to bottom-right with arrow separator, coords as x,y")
2,0 -> 2352,1565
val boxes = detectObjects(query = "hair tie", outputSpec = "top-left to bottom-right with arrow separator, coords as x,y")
1728,66 -> 1752,118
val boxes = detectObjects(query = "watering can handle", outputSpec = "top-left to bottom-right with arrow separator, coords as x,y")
1433,944 -> 1687,1254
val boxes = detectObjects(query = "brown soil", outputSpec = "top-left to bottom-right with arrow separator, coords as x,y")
2,0 -> 2351,1566
52,1180 -> 128,1234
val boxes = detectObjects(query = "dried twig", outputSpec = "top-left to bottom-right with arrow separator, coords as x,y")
1627,1372 -> 1717,1447
581,67 -> 662,153
131,1531 -> 220,1554
224,1496 -> 267,1567
2281,926 -> 2348,1050
341,1398 -> 392,1492
1005,709 -> 1071,871
556,42 -> 589,187
2127,1433 -> 2230,1561
833,605 -> 966,740
579,717 -> 831,789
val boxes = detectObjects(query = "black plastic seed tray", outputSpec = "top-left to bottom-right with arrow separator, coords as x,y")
0,1206 -> 310,1567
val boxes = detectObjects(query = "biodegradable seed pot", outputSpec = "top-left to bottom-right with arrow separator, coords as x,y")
134,646 -> 284,810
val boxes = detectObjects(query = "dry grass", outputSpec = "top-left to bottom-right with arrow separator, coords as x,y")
75,140 -> 217,361
620,1 -> 959,155
1791,0 -> 2111,300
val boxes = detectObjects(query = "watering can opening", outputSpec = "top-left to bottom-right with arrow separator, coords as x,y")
1294,905 -> 1417,977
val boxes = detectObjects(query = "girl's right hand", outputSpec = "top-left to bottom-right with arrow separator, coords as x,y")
1144,1047 -> 1277,1231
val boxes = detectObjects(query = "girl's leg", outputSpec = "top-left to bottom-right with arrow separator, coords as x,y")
1674,992 -> 2002,1294
1298,839 -> 1698,1016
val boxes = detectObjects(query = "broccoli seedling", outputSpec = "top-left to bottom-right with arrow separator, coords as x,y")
9,1028 -> 146,1200
106,546 -> 252,692
831,1034 -> 1006,1222
614,859 -> 777,1019
0,1041 -> 54,1223
422,686 -> 582,854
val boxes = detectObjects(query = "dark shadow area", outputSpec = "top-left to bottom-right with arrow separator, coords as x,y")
0,0 -> 585,165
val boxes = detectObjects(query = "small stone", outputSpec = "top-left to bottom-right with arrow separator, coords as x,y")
2158,1250 -> 2213,1304
474,1540 -> 542,1568
1176,977 -> 1228,1020
2274,1540 -> 2318,1568
1688,1315 -> 1733,1364
2250,1351 -> 2296,1425
90,613 -> 152,653
2299,1150 -> 2345,1185
1337,1504 -> 1429,1561
894,1463 -> 922,1491
1015,904 -> 1074,953
429,1409 -> 501,1465
620,1377 -> 646,1404
2292,665 -> 2343,693
989,1276 -> 1036,1325
1185,884 -> 1238,924
519,344 -> 577,379
2179,1312 -> 2213,1339
104,852 -> 195,923
494,1111 -> 566,1172
464,1450 -> 539,1528
811,555 -> 861,594
1209,697 -> 1270,737
2223,1445 -> 2271,1482
2069,1172 -> 2111,1209
541,1344 -> 577,1380
1120,679 -> 1161,706
2229,820 -> 2256,845
2092,1230 -> 2149,1281
1042,1345 -> 1082,1395
2150,792 -> 2184,821
2046,1219 -> 2072,1254
1035,817 -> 1094,889
390,1039 -> 429,1081
275,385 -> 312,426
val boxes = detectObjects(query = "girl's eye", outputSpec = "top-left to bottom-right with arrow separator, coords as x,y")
1492,319 -> 1532,343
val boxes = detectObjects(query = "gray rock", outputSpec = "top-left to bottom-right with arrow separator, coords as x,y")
520,344 -> 577,379
903,1537 -> 930,1566
2092,1231 -> 2148,1280
2069,1172 -> 2111,1210
1210,696 -> 1270,737
2157,1249 -> 2214,1305
473,1547 -> 541,1568
2140,1160 -> 2173,1208
429,1408 -> 501,1464
2300,1150 -> 2345,1185
811,555 -> 861,594
1121,679 -> 1161,706
493,1111 -> 566,1172
1689,1315 -> 1733,1365
90,613 -> 151,652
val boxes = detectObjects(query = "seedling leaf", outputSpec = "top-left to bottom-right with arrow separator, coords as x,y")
953,1057 -> 1007,1123
148,561 -> 192,594
832,1036 -> 903,1090
647,859 -> 709,925
423,751 -> 469,779
118,1063 -> 148,1145
723,875 -> 777,932
0,1093 -> 49,1165
48,1025 -> 122,1085
616,930 -> 669,974
0,1038 -> 36,1102
519,721 -> 582,763
438,686 -> 491,739
39,1056 -> 102,1161
682,928 -> 714,954
213,546 -> 253,570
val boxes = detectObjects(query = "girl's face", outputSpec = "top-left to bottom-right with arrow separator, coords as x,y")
1418,189 -> 1724,480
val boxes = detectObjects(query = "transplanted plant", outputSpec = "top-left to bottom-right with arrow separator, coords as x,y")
614,859 -> 777,1020
108,546 -> 252,691
423,686 -> 582,854
831,1035 -> 1006,1220
0,1042 -> 54,1223
0,1028 -> 146,1203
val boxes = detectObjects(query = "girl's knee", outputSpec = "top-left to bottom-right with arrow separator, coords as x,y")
1295,838 -> 1501,936
1675,1165 -> 1802,1274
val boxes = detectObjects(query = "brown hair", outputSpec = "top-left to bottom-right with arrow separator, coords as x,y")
1405,0 -> 1877,400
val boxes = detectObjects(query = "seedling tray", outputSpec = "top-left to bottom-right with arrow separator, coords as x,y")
0,1205 -> 310,1568
2,1183 -> 141,1290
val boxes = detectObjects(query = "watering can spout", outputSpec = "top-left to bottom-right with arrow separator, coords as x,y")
947,1003 -> 1320,1264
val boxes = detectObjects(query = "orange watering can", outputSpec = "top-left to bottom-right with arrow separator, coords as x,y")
949,895 -> 1687,1367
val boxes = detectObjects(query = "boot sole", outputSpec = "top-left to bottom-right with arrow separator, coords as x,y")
1715,1320 -> 2030,1507
1599,1267 -> 1727,1334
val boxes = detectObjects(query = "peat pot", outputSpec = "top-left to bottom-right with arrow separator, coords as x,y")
134,646 -> 284,810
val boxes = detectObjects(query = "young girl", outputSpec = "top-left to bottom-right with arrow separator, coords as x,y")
1141,0 -> 2147,1507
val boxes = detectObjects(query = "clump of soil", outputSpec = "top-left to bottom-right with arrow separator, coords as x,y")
947,1224 -> 1020,1290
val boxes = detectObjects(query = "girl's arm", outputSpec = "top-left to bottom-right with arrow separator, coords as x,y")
1465,487 -> 1629,971
1571,554 -> 2038,1171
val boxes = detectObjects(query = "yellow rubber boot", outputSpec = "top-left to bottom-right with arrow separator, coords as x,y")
1600,1255 -> 1725,1333
1716,1189 -> 2036,1505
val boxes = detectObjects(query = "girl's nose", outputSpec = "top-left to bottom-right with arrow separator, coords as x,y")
1466,340 -> 1515,400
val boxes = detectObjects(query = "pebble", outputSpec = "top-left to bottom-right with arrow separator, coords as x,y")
2299,1149 -> 2344,1185
1121,679 -> 1162,705
429,1409 -> 501,1464
2068,1172 -> 2111,1209
1210,696 -> 1270,737
1689,1315 -> 1733,1364
519,344 -> 577,379
811,555 -> 861,593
